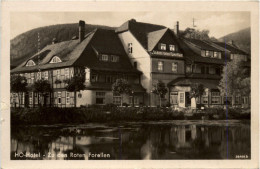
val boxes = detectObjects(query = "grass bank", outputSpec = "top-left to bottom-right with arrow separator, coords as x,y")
11,105 -> 250,125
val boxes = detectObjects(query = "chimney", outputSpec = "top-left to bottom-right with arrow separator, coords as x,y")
79,20 -> 85,42
174,21 -> 179,38
52,38 -> 57,44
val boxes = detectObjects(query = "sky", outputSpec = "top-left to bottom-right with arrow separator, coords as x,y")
11,11 -> 250,39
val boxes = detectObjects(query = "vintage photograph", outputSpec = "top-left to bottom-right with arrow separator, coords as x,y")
9,11 -> 251,160
1,1 -> 259,168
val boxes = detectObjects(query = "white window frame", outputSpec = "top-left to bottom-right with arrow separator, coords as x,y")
56,70 -> 60,80
159,43 -> 166,51
96,92 -> 106,104
66,92 -> 70,104
211,92 -> 220,104
205,50 -> 210,57
113,94 -> 122,105
65,68 -> 70,79
101,55 -> 109,61
169,45 -> 176,52
111,55 -> 119,62
50,56 -> 62,63
37,72 -> 41,80
31,73 -> 34,83
213,51 -> 218,58
26,60 -> 36,67
158,61 -> 164,71
91,74 -> 98,82
44,71 -> 48,80
172,62 -> 178,73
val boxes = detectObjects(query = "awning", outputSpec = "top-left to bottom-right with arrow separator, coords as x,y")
168,77 -> 220,90
85,82 -> 146,92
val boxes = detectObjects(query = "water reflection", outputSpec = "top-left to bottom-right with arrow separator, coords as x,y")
11,121 -> 250,160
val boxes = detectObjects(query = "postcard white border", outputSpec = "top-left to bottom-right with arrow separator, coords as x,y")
1,1 -> 259,169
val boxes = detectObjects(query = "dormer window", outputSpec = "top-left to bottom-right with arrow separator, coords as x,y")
111,55 -> 119,62
26,60 -> 36,67
205,50 -> 210,57
100,55 -> 109,61
159,43 -> 166,51
213,52 -> 218,58
50,56 -> 62,63
169,45 -> 176,52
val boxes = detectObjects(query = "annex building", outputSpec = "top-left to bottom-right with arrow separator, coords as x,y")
10,19 -> 251,108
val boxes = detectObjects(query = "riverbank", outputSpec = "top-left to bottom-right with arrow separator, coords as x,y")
11,106 -> 250,125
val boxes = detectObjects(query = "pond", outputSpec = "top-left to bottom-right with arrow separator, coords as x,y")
11,120 -> 250,160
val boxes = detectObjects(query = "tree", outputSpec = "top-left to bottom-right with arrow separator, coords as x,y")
180,28 -> 213,40
112,78 -> 131,106
32,79 -> 52,106
218,58 -> 250,107
64,76 -> 85,107
189,83 -> 204,109
11,75 -> 27,107
151,81 -> 168,107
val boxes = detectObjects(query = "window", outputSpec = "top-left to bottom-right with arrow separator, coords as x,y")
65,68 -> 69,79
159,43 -> 166,51
180,93 -> 184,103
57,92 -> 61,104
37,72 -> 41,80
50,56 -> 62,63
56,70 -> 60,80
29,92 -> 33,105
12,93 -> 16,104
242,97 -> 248,104
44,71 -> 48,80
134,62 -> 137,68
230,54 -> 234,60
223,96 -> 232,105
202,96 -> 208,104
186,65 -> 192,73
235,96 -> 241,104
211,92 -> 221,104
96,92 -> 105,104
128,43 -> 133,54
129,96 -> 139,105
91,74 -> 98,82
158,61 -> 164,71
106,76 -> 112,83
101,55 -> 109,61
31,73 -> 34,83
26,60 -> 36,67
213,52 -> 218,58
170,92 -> 178,104
113,93 -> 122,105
205,50 -> 210,57
216,68 -> 221,75
169,45 -> 176,51
111,55 -> 119,62
172,62 -> 178,73
66,92 -> 70,104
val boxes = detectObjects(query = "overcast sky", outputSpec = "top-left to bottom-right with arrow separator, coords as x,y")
11,11 -> 250,39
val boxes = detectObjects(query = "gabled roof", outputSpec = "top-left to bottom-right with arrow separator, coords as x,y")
147,28 -> 168,51
213,42 -> 248,55
176,38 -> 225,65
184,38 -> 222,51
116,19 -> 166,50
11,28 -> 140,74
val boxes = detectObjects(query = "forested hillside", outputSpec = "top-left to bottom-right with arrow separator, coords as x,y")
11,23 -> 115,67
